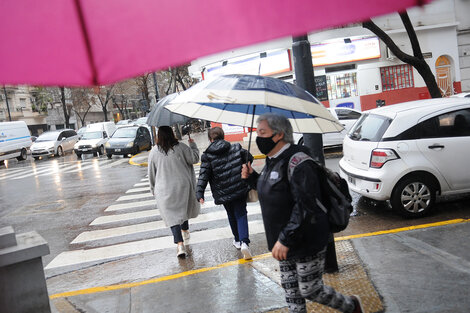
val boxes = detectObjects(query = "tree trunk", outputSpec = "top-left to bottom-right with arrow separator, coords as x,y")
363,12 -> 442,98
60,87 -> 70,128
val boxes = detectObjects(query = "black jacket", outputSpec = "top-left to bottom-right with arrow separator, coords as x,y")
245,144 -> 329,258
196,140 -> 253,205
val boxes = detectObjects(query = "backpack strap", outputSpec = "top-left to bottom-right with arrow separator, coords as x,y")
287,152 -> 327,214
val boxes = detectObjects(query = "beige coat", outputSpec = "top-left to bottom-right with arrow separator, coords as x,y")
148,141 -> 200,227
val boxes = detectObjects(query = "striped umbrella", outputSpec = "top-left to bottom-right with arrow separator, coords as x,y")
166,74 -> 343,133
166,74 -> 343,152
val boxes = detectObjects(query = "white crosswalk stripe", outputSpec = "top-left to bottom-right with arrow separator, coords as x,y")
0,158 -> 129,180
116,192 -> 153,201
45,170 -> 264,276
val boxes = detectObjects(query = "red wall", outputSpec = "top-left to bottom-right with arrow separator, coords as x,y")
360,87 -> 430,111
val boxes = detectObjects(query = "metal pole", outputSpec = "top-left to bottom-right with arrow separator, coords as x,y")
292,35 -> 324,165
292,35 -> 338,273
3,86 -> 12,121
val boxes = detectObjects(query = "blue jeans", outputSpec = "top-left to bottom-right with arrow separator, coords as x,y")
223,197 -> 250,244
170,220 -> 189,244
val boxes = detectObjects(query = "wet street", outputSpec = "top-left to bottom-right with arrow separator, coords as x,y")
1,138 -> 470,312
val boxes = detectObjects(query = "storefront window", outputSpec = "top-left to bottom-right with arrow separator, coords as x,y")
380,64 -> 414,91
327,73 -> 358,100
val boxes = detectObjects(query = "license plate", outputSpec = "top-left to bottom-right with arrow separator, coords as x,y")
115,148 -> 121,152
348,176 -> 356,185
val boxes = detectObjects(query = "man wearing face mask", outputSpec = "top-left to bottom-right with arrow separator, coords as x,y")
242,113 -> 364,313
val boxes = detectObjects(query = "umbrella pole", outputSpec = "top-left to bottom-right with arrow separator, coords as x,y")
247,105 -> 256,155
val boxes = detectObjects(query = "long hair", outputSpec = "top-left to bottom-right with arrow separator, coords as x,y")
157,126 -> 179,155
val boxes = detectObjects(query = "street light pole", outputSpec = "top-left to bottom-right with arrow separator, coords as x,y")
3,86 -> 12,121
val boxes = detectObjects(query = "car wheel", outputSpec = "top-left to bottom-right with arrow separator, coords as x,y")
107,154 -> 112,159
16,148 -> 27,161
391,176 -> 436,218
57,146 -> 64,157
98,145 -> 104,156
76,153 -> 82,159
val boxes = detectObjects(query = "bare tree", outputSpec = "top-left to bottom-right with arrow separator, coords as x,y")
159,65 -> 198,95
363,11 -> 441,98
70,88 -> 95,127
133,74 -> 152,115
96,85 -> 115,121
58,87 -> 72,128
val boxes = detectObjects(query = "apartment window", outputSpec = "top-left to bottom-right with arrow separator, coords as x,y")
20,98 -> 27,108
380,64 -> 414,91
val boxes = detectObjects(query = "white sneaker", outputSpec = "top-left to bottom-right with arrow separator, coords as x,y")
182,230 -> 190,242
241,242 -> 252,260
177,244 -> 186,258
232,240 -> 241,250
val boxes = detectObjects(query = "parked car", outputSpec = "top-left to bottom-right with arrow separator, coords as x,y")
116,119 -> 133,127
73,130 -> 109,158
133,117 -> 148,125
339,98 -> 470,217
105,125 -> 152,158
30,129 -> 79,159
74,122 -> 117,158
0,121 -> 32,165
294,107 -> 362,146
77,127 -> 87,139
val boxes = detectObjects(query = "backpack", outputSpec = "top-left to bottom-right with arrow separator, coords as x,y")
288,152 -> 353,233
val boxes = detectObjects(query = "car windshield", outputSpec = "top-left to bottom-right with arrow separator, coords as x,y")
116,120 -> 129,125
82,131 -> 102,140
35,132 -> 59,142
77,128 -> 86,134
112,128 -> 137,138
348,113 -> 391,142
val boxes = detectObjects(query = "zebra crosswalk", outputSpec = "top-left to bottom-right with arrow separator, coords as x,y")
44,168 -> 265,276
0,158 -> 129,181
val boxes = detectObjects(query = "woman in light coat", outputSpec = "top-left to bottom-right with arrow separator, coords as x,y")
148,126 -> 200,258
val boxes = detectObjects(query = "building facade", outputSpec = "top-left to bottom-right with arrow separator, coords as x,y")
189,0 -> 465,111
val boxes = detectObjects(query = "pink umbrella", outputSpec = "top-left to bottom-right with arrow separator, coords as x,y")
0,0 -> 429,86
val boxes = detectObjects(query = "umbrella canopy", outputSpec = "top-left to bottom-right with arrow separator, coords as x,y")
0,0 -> 429,86
146,94 -> 189,127
165,74 -> 344,134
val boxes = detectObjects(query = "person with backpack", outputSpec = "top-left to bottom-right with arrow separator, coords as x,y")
241,113 -> 363,313
196,127 -> 254,260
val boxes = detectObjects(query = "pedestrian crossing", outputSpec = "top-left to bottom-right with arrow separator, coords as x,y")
0,158 -> 130,181
44,167 -> 265,276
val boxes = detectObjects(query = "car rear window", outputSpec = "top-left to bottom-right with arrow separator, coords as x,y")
348,113 -> 391,142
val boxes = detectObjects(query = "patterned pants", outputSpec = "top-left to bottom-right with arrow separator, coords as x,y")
279,249 -> 355,313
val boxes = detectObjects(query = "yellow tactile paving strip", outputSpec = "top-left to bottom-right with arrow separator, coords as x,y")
265,240 -> 384,313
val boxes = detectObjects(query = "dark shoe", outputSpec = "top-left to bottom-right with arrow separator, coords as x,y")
350,295 -> 364,313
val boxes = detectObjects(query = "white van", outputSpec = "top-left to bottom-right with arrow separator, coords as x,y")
73,122 -> 117,158
0,121 -> 32,165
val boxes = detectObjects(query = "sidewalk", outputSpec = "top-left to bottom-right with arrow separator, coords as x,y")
49,220 -> 470,312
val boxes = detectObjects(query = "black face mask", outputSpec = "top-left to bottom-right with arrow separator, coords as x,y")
256,134 -> 278,155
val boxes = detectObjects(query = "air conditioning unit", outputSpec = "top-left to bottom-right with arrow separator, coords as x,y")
386,47 -> 397,60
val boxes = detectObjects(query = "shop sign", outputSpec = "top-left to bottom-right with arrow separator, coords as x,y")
311,37 -> 380,66
204,49 -> 291,79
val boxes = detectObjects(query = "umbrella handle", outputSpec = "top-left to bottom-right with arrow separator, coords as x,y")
247,105 -> 256,156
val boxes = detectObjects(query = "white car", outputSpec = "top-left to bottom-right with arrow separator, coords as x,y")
339,98 -> 470,217
294,107 -> 362,146
73,130 -> 109,158
31,129 -> 79,159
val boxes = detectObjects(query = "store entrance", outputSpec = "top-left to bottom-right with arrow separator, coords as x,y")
326,72 -> 361,111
